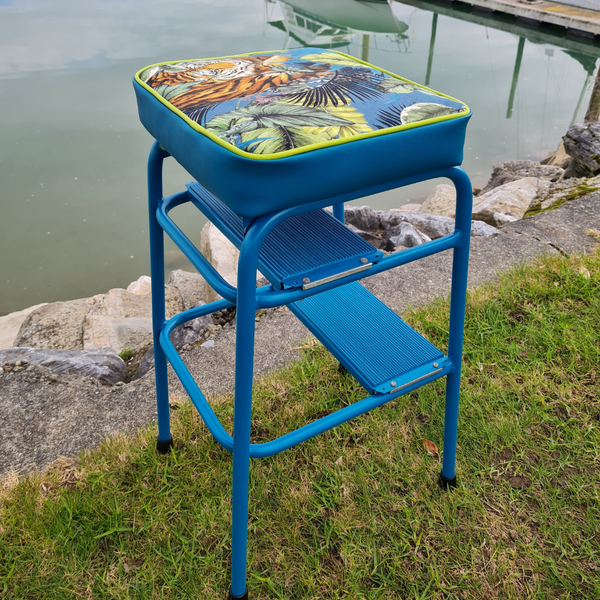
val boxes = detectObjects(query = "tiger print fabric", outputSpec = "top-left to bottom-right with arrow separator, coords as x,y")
138,48 -> 468,156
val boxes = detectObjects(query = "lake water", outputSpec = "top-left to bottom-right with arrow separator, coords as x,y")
1,0 -> 599,314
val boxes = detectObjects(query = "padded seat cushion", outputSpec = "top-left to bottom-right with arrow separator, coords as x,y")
134,48 -> 471,218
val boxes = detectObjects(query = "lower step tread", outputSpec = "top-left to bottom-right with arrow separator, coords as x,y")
289,282 -> 447,394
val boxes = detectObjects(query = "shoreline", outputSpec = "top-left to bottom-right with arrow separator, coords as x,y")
2,121 -> 600,475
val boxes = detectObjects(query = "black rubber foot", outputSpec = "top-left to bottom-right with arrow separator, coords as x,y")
438,472 -> 457,490
156,437 -> 174,454
228,588 -> 248,600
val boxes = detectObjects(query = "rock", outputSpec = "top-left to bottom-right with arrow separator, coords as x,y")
563,122 -> 600,176
563,158 -> 589,179
169,301 -> 213,349
420,184 -> 456,217
167,269 -> 206,309
384,222 -> 431,250
481,160 -> 564,194
82,316 -> 154,355
343,205 -> 380,231
541,140 -> 572,169
14,299 -> 89,350
390,212 -> 455,239
212,306 -> 237,327
87,286 -> 184,321
471,221 -> 499,237
132,301 -> 212,381
82,286 -> 185,354
472,177 -> 540,227
126,275 -> 152,295
132,347 -> 155,381
529,175 -> 600,213
0,303 -> 47,350
0,346 -> 127,386
201,340 -> 215,348
346,223 -> 385,249
200,222 -> 260,303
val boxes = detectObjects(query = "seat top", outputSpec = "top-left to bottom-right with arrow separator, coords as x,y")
135,47 -> 469,161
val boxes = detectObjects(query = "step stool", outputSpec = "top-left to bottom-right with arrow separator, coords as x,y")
134,47 -> 472,599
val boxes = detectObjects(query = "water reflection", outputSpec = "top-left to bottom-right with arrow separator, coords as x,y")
1,0 -> 599,313
267,0 -> 409,53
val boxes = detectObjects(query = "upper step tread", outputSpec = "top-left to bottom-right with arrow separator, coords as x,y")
187,181 -> 382,289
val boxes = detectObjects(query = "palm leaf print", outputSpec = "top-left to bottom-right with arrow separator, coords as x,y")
376,77 -> 423,95
400,103 -> 462,124
299,53 -> 364,67
239,126 -> 332,154
299,102 -> 373,139
375,103 -> 409,129
283,67 -> 385,108
205,102 -> 351,146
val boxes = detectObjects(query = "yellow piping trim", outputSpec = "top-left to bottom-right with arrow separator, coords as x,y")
134,49 -> 471,162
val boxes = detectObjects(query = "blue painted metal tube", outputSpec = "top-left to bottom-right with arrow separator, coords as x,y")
248,363 -> 453,458
157,295 -> 454,459
440,167 -> 472,481
159,310 -> 235,452
163,297 -> 235,329
255,232 -> 459,309
157,192 -> 238,303
332,202 -> 345,223
229,220 -> 265,597
147,141 -> 172,444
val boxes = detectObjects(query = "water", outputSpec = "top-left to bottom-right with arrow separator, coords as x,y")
1,0 -> 598,314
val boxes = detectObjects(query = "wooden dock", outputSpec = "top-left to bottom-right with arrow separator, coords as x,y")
443,0 -> 600,36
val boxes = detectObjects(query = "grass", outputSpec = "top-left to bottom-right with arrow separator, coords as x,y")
1,250 -> 599,599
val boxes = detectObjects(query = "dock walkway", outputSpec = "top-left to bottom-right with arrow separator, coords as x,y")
457,0 -> 600,36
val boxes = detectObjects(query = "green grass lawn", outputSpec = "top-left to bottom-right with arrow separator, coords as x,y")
1,249 -> 599,599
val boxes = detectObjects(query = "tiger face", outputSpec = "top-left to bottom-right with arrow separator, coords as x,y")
142,55 -> 290,88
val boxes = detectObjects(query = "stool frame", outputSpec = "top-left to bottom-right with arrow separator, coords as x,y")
146,141 -> 472,598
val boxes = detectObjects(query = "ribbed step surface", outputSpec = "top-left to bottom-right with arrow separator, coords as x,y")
187,182 -> 382,289
289,282 -> 448,394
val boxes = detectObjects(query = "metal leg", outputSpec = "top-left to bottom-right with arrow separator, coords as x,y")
229,229 -> 261,600
148,142 -> 173,453
440,168 -> 473,488
332,202 -> 345,223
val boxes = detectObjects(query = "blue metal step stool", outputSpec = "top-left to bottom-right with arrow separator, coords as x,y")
134,47 -> 473,599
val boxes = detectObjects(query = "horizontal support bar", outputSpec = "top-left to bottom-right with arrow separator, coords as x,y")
255,232 -> 460,309
160,304 -> 454,458
248,362 -> 453,458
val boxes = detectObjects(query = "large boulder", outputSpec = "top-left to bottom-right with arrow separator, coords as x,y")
563,122 -> 600,176
85,286 -> 183,320
385,222 -> 431,250
126,275 -> 152,295
133,301 -> 213,381
82,316 -> 154,355
343,205 -> 381,231
420,184 -> 456,218
167,269 -> 206,310
481,160 -> 564,194
82,286 -> 184,354
541,140 -> 572,169
200,222 -> 260,303
14,299 -> 89,350
0,346 -> 127,386
0,303 -> 47,350
472,177 -> 540,226
15,286 -> 185,356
